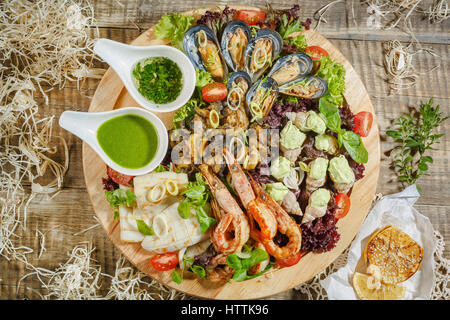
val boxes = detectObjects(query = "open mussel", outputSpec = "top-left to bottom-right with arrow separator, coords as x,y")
268,53 -> 313,86
183,24 -> 228,82
279,76 -> 328,99
246,77 -> 279,123
221,20 -> 251,72
224,71 -> 251,129
244,29 -> 282,83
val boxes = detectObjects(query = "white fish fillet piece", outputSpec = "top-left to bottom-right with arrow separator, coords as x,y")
141,202 -> 210,254
133,172 -> 188,212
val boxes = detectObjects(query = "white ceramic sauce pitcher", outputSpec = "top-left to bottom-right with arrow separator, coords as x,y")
59,107 -> 168,176
93,38 -> 196,113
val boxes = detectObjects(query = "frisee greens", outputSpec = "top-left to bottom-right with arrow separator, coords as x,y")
319,98 -> 368,164
104,189 -> 137,220
154,13 -> 194,51
386,99 -> 448,192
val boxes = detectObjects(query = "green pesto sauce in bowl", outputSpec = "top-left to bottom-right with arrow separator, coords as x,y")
132,57 -> 183,104
97,114 -> 159,169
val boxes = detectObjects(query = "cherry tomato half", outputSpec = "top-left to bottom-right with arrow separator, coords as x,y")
150,252 -> 179,271
235,10 -> 266,26
305,46 -> 329,74
202,82 -> 227,103
107,166 -> 133,185
277,251 -> 302,267
305,46 -> 329,60
353,111 -> 373,137
334,193 -> 351,219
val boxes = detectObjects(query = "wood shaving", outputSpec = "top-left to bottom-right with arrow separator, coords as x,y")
0,0 -> 101,267
21,242 -> 186,300
382,39 -> 440,92
425,0 -> 449,23
105,256 -> 187,300
23,242 -> 105,300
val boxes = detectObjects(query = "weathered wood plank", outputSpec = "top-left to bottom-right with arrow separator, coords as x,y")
89,0 -> 450,44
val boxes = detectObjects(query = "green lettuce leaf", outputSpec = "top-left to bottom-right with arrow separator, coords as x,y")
315,57 -> 346,106
154,13 -> 194,51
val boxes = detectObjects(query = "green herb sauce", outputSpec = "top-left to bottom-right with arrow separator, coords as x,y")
132,57 -> 182,104
97,114 -> 159,169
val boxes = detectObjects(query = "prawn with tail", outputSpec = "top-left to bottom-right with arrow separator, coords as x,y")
223,147 -> 302,261
199,164 -> 250,280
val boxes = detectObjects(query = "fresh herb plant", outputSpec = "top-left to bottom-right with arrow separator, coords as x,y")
386,99 -> 448,192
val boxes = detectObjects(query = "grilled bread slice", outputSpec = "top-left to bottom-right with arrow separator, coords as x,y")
364,225 -> 424,284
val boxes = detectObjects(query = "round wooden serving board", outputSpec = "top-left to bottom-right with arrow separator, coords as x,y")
83,5 -> 380,299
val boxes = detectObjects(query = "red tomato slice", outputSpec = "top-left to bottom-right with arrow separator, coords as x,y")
150,252 -> 178,271
305,46 -> 329,60
305,46 -> 329,74
235,10 -> 266,26
353,111 -> 373,137
276,251 -> 302,267
107,166 -> 133,185
202,82 -> 227,103
334,193 -> 351,219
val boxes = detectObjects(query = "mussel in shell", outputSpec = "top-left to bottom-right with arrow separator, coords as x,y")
183,25 -> 228,82
221,20 -> 250,72
244,29 -> 282,83
268,53 -> 313,86
224,71 -> 251,129
279,76 -> 328,99
246,77 -> 279,122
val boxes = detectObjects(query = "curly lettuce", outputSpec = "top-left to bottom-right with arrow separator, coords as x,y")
154,13 -> 194,51
315,57 -> 346,106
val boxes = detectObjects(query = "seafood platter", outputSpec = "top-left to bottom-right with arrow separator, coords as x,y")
81,5 -> 380,299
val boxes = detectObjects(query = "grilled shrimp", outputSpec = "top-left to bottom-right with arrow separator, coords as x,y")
199,164 -> 250,256
260,193 -> 302,260
223,148 -> 277,242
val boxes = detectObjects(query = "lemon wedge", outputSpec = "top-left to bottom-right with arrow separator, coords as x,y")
353,272 -> 406,300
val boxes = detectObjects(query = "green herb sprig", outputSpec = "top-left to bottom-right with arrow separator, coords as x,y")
386,99 -> 448,192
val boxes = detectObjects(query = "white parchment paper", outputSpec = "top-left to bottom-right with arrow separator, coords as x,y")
321,185 -> 436,300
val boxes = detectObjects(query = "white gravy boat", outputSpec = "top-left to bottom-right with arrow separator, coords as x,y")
93,38 -> 196,113
59,107 -> 169,176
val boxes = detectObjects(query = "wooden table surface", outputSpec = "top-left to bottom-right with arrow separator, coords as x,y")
0,0 -> 448,300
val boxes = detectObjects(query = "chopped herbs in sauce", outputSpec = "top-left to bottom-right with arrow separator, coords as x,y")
132,57 -> 182,104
